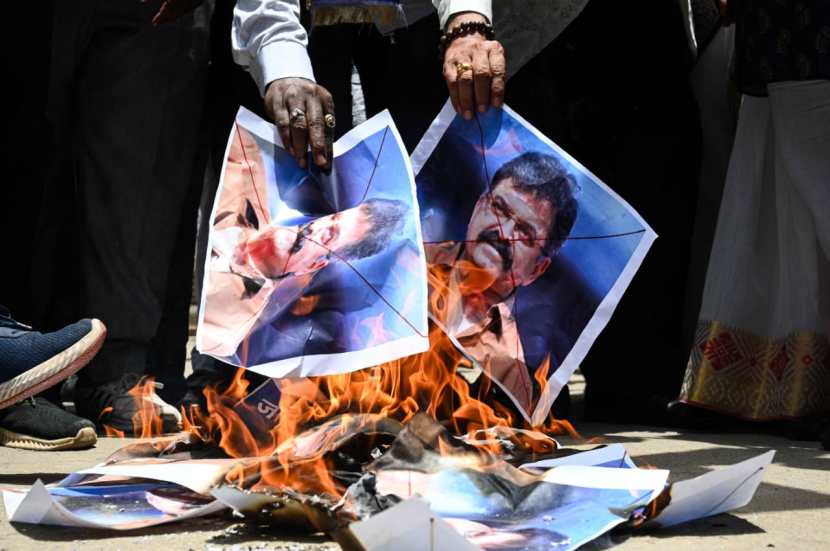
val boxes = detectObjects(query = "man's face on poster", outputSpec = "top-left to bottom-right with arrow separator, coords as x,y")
463,177 -> 554,298
235,203 -> 373,279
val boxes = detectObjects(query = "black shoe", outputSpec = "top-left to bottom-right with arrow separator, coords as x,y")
0,397 -> 97,451
0,308 -> 107,410
74,373 -> 182,435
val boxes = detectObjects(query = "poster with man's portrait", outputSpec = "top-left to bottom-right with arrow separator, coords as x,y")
412,102 -> 656,425
196,107 -> 428,378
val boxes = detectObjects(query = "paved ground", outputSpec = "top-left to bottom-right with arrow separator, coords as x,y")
1,373 -> 828,550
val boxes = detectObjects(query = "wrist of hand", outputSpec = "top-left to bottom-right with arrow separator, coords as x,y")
446,11 -> 489,31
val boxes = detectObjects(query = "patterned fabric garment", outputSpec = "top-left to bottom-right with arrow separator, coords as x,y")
732,0 -> 830,95
682,321 -> 830,419
679,81 -> 830,421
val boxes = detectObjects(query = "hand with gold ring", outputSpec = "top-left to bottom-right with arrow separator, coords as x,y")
264,77 -> 335,169
455,61 -> 473,79
443,13 -> 506,120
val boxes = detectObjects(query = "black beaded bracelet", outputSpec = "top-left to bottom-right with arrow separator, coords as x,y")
439,21 -> 495,57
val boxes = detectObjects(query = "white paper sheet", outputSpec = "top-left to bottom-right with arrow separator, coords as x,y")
520,443 -> 637,472
349,497 -> 480,551
648,450 -> 775,528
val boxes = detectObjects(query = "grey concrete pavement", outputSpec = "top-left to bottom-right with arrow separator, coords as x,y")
2,423 -> 827,550
1,370 -> 828,550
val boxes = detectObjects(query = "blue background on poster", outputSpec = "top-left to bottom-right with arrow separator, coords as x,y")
239,125 -> 425,366
416,108 -> 647,375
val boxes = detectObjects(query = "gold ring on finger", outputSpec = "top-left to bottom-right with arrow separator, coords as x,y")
324,113 -> 336,128
455,61 -> 473,78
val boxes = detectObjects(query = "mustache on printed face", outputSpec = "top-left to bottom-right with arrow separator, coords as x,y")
476,229 -> 513,272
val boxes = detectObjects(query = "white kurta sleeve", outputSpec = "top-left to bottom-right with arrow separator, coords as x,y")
432,0 -> 492,28
232,0 -> 316,96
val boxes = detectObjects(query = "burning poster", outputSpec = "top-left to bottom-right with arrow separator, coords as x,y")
411,102 -> 657,424
197,107 -> 428,378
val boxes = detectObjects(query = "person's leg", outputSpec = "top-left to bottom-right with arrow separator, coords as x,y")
309,23 -> 358,140
354,13 -> 446,152
768,80 -> 830,424
184,0 -> 266,411
0,309 -> 106,410
72,0 -> 208,431
768,80 -> 830,269
0,307 -> 103,451
145,158 -> 203,405
143,5 -> 212,406
508,0 -> 702,422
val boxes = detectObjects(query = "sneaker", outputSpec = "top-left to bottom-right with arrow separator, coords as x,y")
74,373 -> 182,435
0,397 -> 97,451
0,309 -> 107,410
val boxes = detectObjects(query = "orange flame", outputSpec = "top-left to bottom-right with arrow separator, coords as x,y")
129,376 -> 164,438
182,259 -> 580,499
100,407 -> 125,438
99,377 -> 169,439
185,320 -> 578,500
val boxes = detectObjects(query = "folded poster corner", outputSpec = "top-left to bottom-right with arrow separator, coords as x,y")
648,450 -> 775,528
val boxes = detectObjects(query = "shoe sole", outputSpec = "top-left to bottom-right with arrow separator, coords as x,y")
0,319 -> 107,410
0,426 -> 97,451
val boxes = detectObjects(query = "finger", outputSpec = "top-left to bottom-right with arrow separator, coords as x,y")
443,60 -> 461,114
321,89 -> 335,168
488,43 -> 507,107
457,58 -> 475,120
286,94 -> 308,168
305,95 -> 327,168
472,48 -> 491,113
271,93 -> 293,155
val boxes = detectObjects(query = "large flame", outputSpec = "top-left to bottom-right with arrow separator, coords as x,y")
185,314 -> 577,500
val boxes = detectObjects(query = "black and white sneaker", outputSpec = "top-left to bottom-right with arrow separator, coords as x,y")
0,397 -> 97,451
75,373 -> 182,435
0,308 -> 107,410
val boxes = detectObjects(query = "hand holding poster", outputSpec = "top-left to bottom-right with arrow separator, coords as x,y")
196,107 -> 428,378
412,102 -> 657,425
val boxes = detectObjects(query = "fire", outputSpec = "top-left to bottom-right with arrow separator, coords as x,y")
100,407 -> 125,438
185,318 -> 578,500
99,376 -> 170,440
181,243 -> 579,501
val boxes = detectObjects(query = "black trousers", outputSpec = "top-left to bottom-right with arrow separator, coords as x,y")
39,0 -> 210,393
185,0 -> 270,403
308,13 -> 447,151
506,0 -> 703,421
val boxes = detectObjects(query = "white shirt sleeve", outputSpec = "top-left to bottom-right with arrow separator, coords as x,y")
432,0 -> 492,28
232,0 -> 316,97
